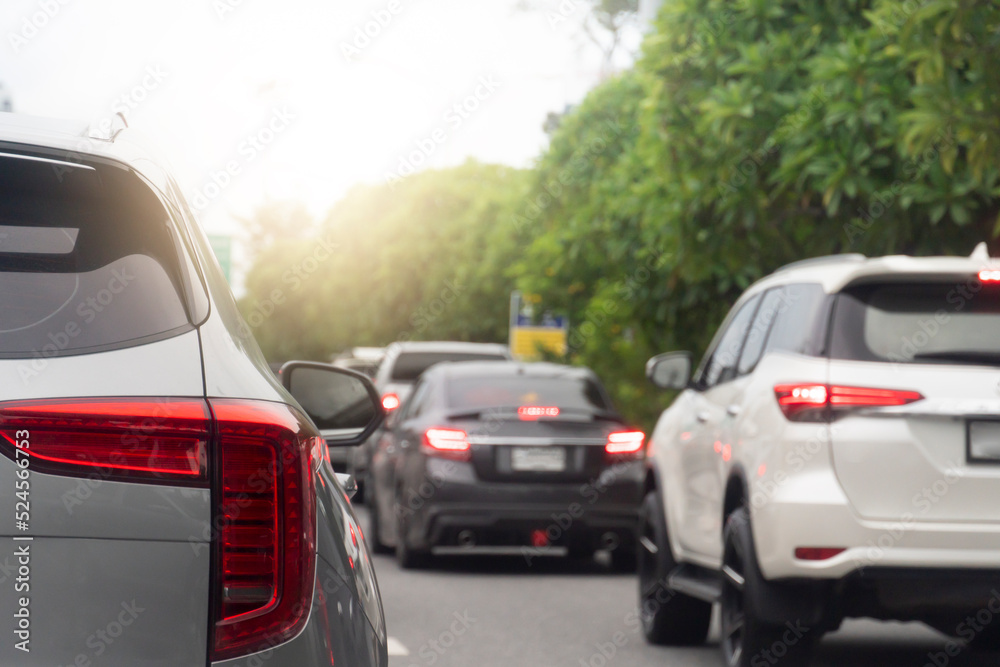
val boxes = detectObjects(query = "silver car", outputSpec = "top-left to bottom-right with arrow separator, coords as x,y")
0,114 -> 388,666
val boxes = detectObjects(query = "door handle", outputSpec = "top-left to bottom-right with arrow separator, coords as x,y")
696,411 -> 710,424
726,405 -> 742,417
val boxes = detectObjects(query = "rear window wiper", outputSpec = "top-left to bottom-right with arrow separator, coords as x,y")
911,351 -> 1000,367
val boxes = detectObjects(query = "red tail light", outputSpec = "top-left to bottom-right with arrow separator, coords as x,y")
518,406 -> 560,420
774,384 -> 924,421
0,397 -> 319,662
979,269 -> 1000,283
381,393 -> 400,411
422,428 -> 470,460
0,398 -> 210,484
210,400 -> 317,662
605,430 -> 646,455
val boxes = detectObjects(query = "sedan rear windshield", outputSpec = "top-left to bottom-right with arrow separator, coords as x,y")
0,151 -> 204,358
446,376 -> 611,412
390,352 -> 507,381
830,280 -> 1000,365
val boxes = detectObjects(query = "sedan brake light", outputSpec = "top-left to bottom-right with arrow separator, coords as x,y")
774,384 -> 924,421
605,430 -> 646,455
422,428 -> 470,461
518,406 -> 560,420
381,393 -> 401,411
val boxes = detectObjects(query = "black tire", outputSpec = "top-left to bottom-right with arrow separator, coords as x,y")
366,482 -> 392,555
721,508 -> 815,667
638,491 -> 712,645
395,498 -> 430,570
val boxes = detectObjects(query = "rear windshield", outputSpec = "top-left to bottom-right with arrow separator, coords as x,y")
0,151 -> 201,358
830,281 -> 1000,364
390,352 -> 507,381
446,376 -> 611,412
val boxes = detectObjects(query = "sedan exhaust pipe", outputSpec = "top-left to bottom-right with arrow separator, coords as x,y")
457,530 -> 477,548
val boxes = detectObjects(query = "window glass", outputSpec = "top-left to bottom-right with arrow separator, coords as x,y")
702,294 -> 761,387
0,153 -> 197,357
830,281 -> 1000,364
390,352 -> 507,381
738,289 -> 784,375
763,283 -> 828,356
446,376 -> 610,412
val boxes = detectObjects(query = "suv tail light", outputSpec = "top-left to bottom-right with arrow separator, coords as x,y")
0,398 -> 210,485
422,427 -> 470,461
774,384 -> 924,421
210,400 -> 318,662
0,398 -> 319,662
606,430 -> 646,456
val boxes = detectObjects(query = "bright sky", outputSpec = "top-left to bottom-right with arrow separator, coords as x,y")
1,0 -> 640,248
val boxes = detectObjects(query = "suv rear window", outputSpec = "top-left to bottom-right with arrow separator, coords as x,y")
830,281 -> 1000,364
446,375 -> 611,412
390,352 -> 507,381
0,152 -> 203,358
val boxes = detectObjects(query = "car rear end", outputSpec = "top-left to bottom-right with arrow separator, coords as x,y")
0,125 -> 385,666
755,258 -> 1000,628
401,364 -> 644,558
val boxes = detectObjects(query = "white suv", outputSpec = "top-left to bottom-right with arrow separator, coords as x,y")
639,249 -> 1000,666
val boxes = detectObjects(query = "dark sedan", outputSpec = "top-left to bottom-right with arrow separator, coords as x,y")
367,361 -> 646,569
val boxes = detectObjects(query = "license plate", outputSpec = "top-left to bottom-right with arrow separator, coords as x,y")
968,421 -> 1000,463
511,447 -> 566,472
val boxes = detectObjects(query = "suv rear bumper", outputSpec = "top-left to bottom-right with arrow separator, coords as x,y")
754,488 -> 1000,580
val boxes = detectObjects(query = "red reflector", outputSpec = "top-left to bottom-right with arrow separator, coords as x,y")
605,430 -> 645,455
518,406 -> 560,420
0,398 -> 210,484
794,547 -> 846,561
210,400 -> 317,662
531,529 -> 550,548
381,393 -> 400,411
774,384 -> 923,420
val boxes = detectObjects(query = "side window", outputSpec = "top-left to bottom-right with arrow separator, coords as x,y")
702,294 -> 761,388
763,283 -> 829,356
737,288 -> 785,375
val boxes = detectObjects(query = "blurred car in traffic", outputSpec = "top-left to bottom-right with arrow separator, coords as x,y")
332,346 -> 385,379
350,340 -> 511,499
366,361 -> 645,569
0,114 -> 388,667
640,249 -> 1000,666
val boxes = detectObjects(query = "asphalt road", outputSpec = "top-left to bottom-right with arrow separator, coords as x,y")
354,507 -> 998,667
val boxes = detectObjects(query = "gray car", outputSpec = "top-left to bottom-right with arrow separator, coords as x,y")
0,114 -> 388,667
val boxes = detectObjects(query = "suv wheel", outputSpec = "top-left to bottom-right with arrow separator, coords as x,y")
638,491 -> 712,645
721,508 -> 815,667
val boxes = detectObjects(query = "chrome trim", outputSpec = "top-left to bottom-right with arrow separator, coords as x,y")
0,151 -> 96,171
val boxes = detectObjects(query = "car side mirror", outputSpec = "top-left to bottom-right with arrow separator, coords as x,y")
281,361 -> 384,447
646,352 -> 692,390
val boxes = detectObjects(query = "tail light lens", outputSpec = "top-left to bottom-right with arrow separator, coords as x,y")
795,547 -> 846,561
422,427 -> 470,461
605,430 -> 646,456
381,393 -> 401,411
210,400 -> 318,662
0,398 -> 210,485
0,397 -> 319,662
774,384 -> 924,421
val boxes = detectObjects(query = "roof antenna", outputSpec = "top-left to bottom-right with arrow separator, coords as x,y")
970,242 -> 990,260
